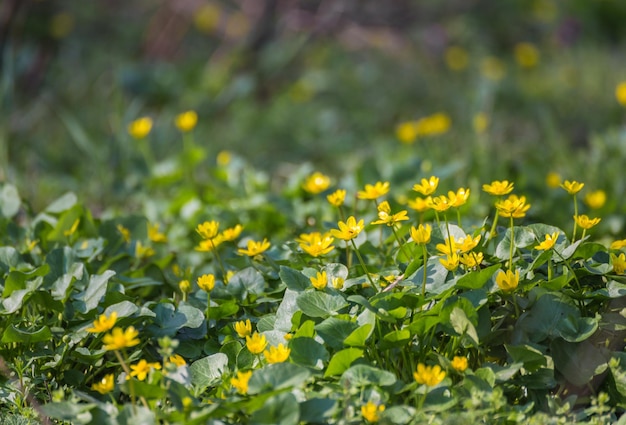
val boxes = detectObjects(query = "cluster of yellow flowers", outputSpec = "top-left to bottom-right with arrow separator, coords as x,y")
395,113 -> 451,144
127,110 -> 198,140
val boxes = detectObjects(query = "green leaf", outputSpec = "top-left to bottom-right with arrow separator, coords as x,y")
505,344 -> 548,372
456,264 -> 500,289
339,364 -> 397,387
1,324 -> 52,344
189,353 -> 228,390
449,307 -> 479,346
299,398 -> 336,424
249,392 -> 300,425
274,289 -> 299,332
324,348 -> 364,377
2,289 -> 31,314
315,317 -> 359,350
117,405 -> 157,425
380,328 -> 412,350
494,226 -> 536,261
40,402 -> 95,423
247,363 -> 311,394
279,266 -> 310,291
227,267 -> 266,300
406,257 -> 451,295
73,270 -> 115,314
288,337 -> 329,369
0,183 -> 21,218
551,339 -> 609,387
104,300 -> 139,318
296,291 -> 348,318
344,324 -> 373,347
147,303 -> 203,337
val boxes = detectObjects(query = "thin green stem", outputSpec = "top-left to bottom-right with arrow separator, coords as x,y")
456,208 -> 462,229
345,241 -> 352,269
488,209 -> 500,241
421,244 -> 428,297
210,241 -> 227,280
572,195 -> 579,243
350,239 -> 379,291
509,216 -> 515,269
391,225 -> 411,261
206,292 -> 211,333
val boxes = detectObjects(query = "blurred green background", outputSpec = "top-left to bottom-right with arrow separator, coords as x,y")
2,0 -> 626,217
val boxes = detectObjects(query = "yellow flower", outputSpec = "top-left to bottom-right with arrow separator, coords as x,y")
546,172 -> 561,188
117,224 -> 131,243
175,110 -> 198,133
91,374 -> 115,395
616,81 -> 626,107
168,354 -> 186,367
128,117 -> 153,139
246,332 -> 267,354
611,239 -> 626,250
197,274 -> 215,292
310,271 -> 328,290
234,319 -> 252,338
458,235 -> 481,253
179,279 -> 191,294
460,252 -> 484,269
361,401 -> 385,423
135,241 -> 155,259
495,194 -> 531,218
473,112 -> 489,134
407,196 -> 432,212
449,188 -> 470,208
263,343 -> 291,364
196,221 -> 220,240
129,359 -> 161,381
220,225 -> 244,242
611,253 -> 626,275
103,327 -> 140,351
332,277 -> 345,290
216,150 -> 231,166
327,189 -> 346,207
194,3 -> 221,33
430,195 -> 452,212
481,56 -> 506,81
330,216 -> 364,241
195,238 -> 222,252
436,236 -> 458,256
371,201 -> 409,226
482,180 -> 514,196
147,222 -> 167,243
224,270 -> 236,285
439,254 -> 459,271
238,239 -> 271,256
413,363 -> 446,386
413,176 -> 439,196
396,120 -> 418,144
451,356 -> 468,372
584,190 -> 606,210
535,232 -> 559,251
514,42 -> 540,68
416,113 -> 451,136
302,172 -> 331,194
64,218 -> 80,237
297,232 -> 335,257
445,45 -> 469,71
87,312 -> 118,333
573,215 -> 601,230
231,370 -> 252,395
560,180 -> 584,195
357,181 -> 390,200
495,269 -> 519,292
410,224 -> 432,245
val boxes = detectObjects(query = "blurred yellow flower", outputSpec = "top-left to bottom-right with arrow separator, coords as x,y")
327,189 -> 346,207
302,172 -> 331,194
330,216 -> 364,241
194,3 -> 221,34
573,215 -> 601,230
219,225 -> 243,242
332,277 -> 345,290
407,196 -> 432,212
361,401 -> 385,422
535,232 -> 559,251
196,221 -> 220,240
458,235 -> 481,253
616,82 -> 626,107
231,370 -> 252,395
483,180 -> 514,196
197,274 -> 216,292
371,201 -> 409,226
413,176 -> 439,195
103,327 -> 140,351
64,218 -> 80,237
584,190 -> 606,210
473,112 -> 489,134
460,252 -> 483,269
611,253 -> 626,274
430,195 -> 453,212
610,239 -> 626,250
246,332 -> 267,354
217,150 -> 232,166
410,224 -> 432,245
495,269 -> 519,292
87,312 -> 117,333
414,363 -> 446,386
357,182 -> 390,200
310,271 -> 328,290
495,194 -> 531,218
436,236 -> 458,256
238,239 -> 271,256
148,222 -> 167,243
130,359 -> 161,381
179,280 -> 190,294
128,117 -> 153,139
263,343 -> 291,364
168,354 -> 186,367
445,46 -> 469,71
135,241 -> 155,259
297,232 -> 335,257
481,57 -> 506,81
175,110 -> 198,132
546,172 -> 561,188
416,113 -> 451,137
560,180 -> 584,195
439,253 -> 460,271
91,374 -> 115,395
234,319 -> 252,338
395,121 -> 419,144
514,42 -> 540,68
451,356 -> 468,372
449,188 -> 470,208
117,224 -> 131,243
